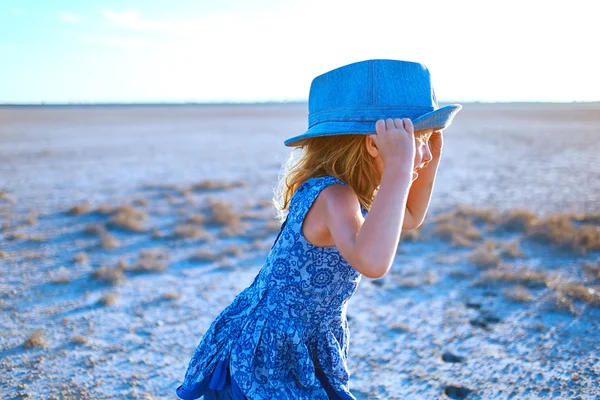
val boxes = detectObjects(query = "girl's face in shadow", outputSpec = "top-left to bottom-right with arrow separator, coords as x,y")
368,128 -> 435,183
413,128 -> 435,171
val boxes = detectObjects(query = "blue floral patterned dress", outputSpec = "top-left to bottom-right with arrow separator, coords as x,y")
176,176 -> 368,400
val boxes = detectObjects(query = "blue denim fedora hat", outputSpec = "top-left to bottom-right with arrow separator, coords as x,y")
284,59 -> 462,147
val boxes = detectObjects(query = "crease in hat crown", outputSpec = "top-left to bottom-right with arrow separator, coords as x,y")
283,59 -> 462,147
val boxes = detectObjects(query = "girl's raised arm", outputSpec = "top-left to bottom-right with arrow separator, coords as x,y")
325,118 -> 416,279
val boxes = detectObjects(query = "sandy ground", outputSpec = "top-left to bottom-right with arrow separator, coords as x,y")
1,103 -> 599,399
1,102 -> 599,215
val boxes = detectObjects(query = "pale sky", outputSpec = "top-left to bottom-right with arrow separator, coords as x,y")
1,0 -> 598,103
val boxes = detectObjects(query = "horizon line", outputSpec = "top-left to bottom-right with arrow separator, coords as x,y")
1,99 -> 599,107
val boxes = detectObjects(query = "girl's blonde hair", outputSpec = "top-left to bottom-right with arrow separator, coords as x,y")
272,134 -> 380,222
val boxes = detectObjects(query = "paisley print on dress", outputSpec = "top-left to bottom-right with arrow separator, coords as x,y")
176,176 -> 367,400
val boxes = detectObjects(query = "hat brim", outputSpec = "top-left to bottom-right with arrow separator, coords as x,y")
284,104 -> 462,147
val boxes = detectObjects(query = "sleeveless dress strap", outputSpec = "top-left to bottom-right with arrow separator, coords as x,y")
289,176 -> 351,224
269,176 -> 348,249
269,176 -> 365,251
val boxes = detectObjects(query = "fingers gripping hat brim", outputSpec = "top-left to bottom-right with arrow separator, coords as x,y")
283,104 -> 462,147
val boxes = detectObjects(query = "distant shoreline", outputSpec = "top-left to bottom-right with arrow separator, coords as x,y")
1,100 -> 599,108
0,101 -> 308,108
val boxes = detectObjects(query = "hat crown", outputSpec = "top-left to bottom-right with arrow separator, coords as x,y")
283,58 -> 461,147
308,59 -> 438,128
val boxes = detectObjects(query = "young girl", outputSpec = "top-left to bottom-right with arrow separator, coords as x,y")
176,59 -> 462,400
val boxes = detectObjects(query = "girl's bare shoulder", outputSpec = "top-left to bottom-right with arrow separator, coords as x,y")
304,183 -> 362,246
318,183 -> 362,220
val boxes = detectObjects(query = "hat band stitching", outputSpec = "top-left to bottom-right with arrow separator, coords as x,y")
309,105 -> 434,114
308,106 -> 435,128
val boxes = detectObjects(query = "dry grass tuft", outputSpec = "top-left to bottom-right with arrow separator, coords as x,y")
477,265 -> 550,288
551,281 -> 600,306
190,179 -> 246,192
126,249 -> 169,272
24,212 -> 38,226
71,335 -> 88,344
576,225 -> 600,254
499,239 -> 526,258
108,205 -> 148,232
389,323 -> 412,333
479,263 -> 599,311
498,209 -> 538,232
98,292 -> 119,306
68,201 -> 92,216
504,285 -> 533,303
220,244 -> 248,258
116,258 -> 128,269
28,234 -> 46,242
395,278 -> 421,288
469,240 -> 502,269
72,252 -> 89,263
424,271 -> 439,284
206,199 -> 241,226
575,211 -> 600,225
174,224 -> 212,240
432,212 -> 482,247
0,190 -> 16,203
562,211 -> 600,225
543,292 -> 576,313
96,204 -> 114,215
84,223 -> 106,236
583,259 -> 600,280
533,323 -> 546,332
525,214 -> 600,255
448,269 -> 474,280
453,235 -> 479,248
220,221 -> 249,238
163,292 -> 182,300
24,329 -> 47,348
50,267 -> 71,284
187,214 -> 206,224
189,249 -> 218,262
3,231 -> 26,241
190,244 -> 249,263
143,183 -> 180,192
91,265 -> 125,285
180,187 -> 194,200
101,232 -> 120,249
454,205 -> 501,225
5,232 -> 46,242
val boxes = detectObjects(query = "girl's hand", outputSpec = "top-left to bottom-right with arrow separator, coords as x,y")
429,130 -> 443,159
371,118 -> 416,170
